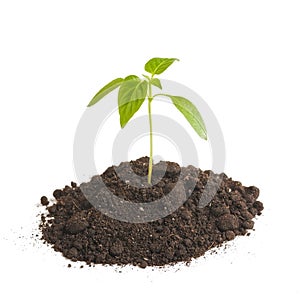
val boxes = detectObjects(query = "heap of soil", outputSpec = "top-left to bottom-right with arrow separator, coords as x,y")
40,157 -> 263,268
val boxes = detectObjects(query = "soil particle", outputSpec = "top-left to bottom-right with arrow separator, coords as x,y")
138,260 -> 148,269
253,201 -> 264,214
225,230 -> 236,240
216,214 -> 240,231
109,240 -> 124,257
71,182 -> 77,188
67,247 -> 79,259
65,216 -> 89,234
40,157 -> 263,268
240,210 -> 254,220
47,205 -> 56,214
242,220 -> 255,229
53,189 -> 64,199
40,196 -> 49,206
210,203 -> 230,217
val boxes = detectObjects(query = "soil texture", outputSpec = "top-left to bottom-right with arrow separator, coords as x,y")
40,157 -> 263,268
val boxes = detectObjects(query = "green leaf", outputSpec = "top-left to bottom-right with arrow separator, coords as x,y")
165,95 -> 207,140
151,78 -> 162,89
124,75 -> 139,81
118,78 -> 148,128
87,78 -> 123,107
144,57 -> 179,75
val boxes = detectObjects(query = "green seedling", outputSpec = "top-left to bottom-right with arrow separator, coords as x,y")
88,57 -> 207,184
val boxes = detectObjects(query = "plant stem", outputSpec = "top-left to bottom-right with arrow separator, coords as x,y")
148,81 -> 153,184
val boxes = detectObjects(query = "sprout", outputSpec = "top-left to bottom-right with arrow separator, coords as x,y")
88,57 -> 207,183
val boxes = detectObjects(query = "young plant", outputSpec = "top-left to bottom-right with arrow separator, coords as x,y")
87,57 -> 207,184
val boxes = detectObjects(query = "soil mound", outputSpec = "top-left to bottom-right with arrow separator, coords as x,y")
40,157 -> 263,268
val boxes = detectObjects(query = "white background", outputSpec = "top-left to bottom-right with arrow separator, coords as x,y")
1,0 -> 299,299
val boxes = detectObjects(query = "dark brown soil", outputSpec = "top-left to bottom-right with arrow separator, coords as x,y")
40,157 -> 263,268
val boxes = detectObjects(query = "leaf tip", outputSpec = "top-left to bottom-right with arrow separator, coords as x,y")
200,129 -> 208,140
120,118 -> 126,128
